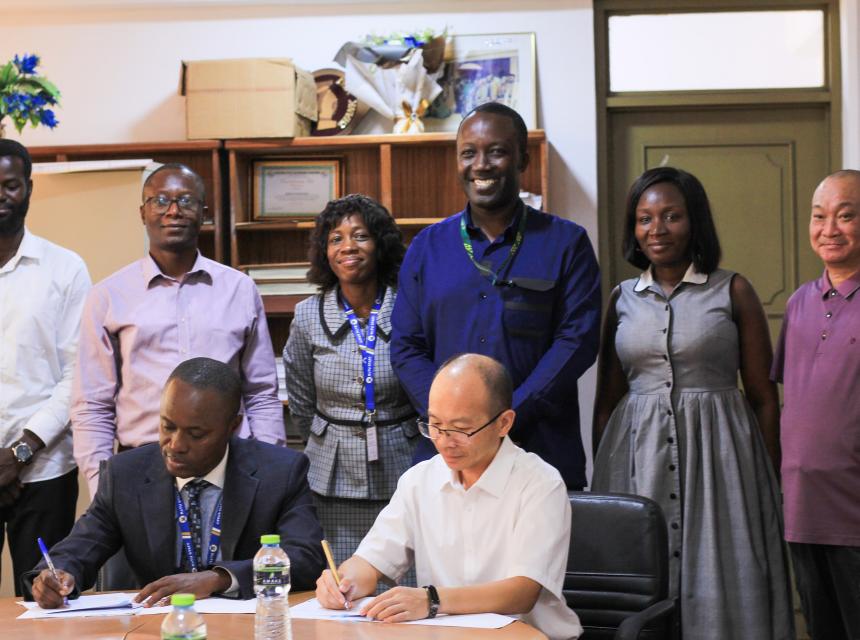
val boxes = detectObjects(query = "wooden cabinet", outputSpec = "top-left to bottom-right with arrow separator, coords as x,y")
29,141 -> 226,263
225,130 -> 548,349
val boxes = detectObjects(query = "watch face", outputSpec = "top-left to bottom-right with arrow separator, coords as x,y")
13,442 -> 33,463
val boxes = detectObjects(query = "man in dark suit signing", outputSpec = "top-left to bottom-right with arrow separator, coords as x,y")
27,357 -> 325,607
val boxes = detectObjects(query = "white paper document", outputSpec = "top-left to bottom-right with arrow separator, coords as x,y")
291,597 -> 516,629
17,593 -> 256,620
17,593 -> 141,619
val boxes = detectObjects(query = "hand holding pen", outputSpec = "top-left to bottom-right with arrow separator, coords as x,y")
32,537 -> 74,609
319,539 -> 353,610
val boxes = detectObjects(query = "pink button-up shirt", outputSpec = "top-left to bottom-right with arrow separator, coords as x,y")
772,269 -> 860,546
71,253 -> 284,496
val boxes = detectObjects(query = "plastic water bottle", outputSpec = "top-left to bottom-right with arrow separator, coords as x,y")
254,533 -> 292,640
161,593 -> 207,640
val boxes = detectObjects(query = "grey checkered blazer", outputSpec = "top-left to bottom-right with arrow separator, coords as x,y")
283,286 -> 418,500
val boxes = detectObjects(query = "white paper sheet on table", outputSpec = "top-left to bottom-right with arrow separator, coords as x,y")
17,593 -> 257,619
16,593 -> 141,619
291,597 -> 516,629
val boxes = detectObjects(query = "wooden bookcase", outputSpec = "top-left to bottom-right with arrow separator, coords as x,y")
225,130 -> 548,351
29,141 -> 226,263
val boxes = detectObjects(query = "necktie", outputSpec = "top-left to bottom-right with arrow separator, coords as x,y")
181,478 -> 210,572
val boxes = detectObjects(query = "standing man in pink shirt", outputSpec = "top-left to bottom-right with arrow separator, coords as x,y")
772,170 -> 860,640
72,164 -> 284,499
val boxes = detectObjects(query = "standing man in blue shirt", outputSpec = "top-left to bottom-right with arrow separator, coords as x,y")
391,103 -> 601,489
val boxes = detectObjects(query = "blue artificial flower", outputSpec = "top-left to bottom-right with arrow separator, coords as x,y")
39,109 -> 58,128
13,53 -> 39,75
403,36 -> 419,48
31,95 -> 47,107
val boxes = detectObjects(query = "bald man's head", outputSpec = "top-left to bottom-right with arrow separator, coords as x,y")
433,353 -> 513,416
815,169 -> 860,198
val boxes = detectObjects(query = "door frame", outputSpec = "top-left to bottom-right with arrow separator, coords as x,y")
594,0 -> 842,293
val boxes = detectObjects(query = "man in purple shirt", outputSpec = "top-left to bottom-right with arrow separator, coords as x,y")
772,169 -> 860,640
72,164 -> 284,499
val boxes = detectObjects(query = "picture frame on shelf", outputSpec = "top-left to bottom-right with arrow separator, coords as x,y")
426,32 -> 537,131
242,262 -> 317,296
252,159 -> 342,220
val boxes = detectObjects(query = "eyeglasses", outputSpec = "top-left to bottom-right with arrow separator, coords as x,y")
143,194 -> 202,215
417,410 -> 505,445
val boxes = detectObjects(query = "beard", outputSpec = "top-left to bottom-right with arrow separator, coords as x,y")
0,197 -> 28,236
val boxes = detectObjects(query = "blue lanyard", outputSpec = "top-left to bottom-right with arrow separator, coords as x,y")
341,291 -> 383,417
174,486 -> 223,572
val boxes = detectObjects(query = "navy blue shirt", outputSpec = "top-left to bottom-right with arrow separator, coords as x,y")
391,205 -> 601,488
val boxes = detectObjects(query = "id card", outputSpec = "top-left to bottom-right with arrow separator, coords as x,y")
367,423 -> 379,462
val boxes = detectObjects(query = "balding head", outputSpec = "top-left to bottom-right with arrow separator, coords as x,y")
815,169 -> 860,195
427,354 -> 516,486
434,353 -> 512,416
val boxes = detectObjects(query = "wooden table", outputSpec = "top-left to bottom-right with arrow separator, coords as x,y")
1,592 -> 548,639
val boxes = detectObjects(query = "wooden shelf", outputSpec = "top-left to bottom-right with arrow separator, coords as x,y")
392,217 -> 445,226
236,220 -> 316,231
262,294 -> 306,315
225,130 -> 549,358
225,130 -> 547,150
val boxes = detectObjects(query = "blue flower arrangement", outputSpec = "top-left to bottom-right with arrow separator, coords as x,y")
0,54 -> 61,135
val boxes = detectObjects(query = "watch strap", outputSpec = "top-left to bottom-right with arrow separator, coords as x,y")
423,584 -> 440,619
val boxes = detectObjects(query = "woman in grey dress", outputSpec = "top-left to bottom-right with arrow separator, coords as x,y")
284,194 -> 418,568
592,167 -> 794,639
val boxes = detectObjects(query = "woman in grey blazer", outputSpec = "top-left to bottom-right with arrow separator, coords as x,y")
284,194 -> 418,568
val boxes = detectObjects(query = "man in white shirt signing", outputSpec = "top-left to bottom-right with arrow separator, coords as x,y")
315,353 -> 582,640
0,139 -> 91,594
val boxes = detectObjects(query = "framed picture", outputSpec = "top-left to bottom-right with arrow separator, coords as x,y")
252,159 -> 342,220
426,32 -> 537,131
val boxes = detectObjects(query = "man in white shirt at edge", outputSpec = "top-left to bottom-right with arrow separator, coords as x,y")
0,139 -> 91,594
315,353 -> 582,640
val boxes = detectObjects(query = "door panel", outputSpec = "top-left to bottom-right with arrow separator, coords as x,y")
608,105 -> 830,337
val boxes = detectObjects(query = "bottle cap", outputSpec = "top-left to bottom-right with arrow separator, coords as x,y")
261,534 -> 281,545
171,593 -> 195,607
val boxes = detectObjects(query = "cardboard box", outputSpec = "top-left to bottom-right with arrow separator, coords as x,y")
180,58 -> 318,140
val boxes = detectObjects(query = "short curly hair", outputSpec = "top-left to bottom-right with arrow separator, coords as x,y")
307,194 -> 406,291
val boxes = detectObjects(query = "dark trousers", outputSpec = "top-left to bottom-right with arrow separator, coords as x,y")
789,542 -> 860,640
0,468 -> 78,596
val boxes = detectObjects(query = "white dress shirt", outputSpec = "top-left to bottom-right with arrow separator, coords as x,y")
355,436 -> 583,640
0,229 -> 91,482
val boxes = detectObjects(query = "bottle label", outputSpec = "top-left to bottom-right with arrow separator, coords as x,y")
254,566 -> 289,587
161,633 -> 206,640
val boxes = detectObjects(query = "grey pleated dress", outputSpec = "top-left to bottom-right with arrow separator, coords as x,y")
592,268 -> 794,640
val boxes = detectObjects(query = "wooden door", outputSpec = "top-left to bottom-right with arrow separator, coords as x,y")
606,105 -> 831,337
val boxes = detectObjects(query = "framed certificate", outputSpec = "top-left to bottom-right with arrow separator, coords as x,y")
252,159 -> 342,220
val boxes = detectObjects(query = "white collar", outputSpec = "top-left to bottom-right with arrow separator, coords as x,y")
633,263 -> 708,292
175,444 -> 229,491
434,436 -> 517,497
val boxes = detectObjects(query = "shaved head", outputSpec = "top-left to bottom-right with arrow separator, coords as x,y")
434,353 -> 512,415
815,169 -> 860,195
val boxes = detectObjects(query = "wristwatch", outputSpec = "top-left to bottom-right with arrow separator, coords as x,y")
423,584 -> 440,619
11,440 -> 34,465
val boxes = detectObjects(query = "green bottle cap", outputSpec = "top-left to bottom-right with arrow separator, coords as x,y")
261,534 -> 281,545
171,593 -> 195,607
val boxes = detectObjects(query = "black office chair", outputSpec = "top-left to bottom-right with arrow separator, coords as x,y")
564,492 -> 677,640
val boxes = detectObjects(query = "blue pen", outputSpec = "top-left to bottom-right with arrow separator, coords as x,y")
37,537 -> 68,606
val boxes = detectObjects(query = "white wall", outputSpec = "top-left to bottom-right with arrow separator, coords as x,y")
0,0 -> 601,477
842,0 -> 860,168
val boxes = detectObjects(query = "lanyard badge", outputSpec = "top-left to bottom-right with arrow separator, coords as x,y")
174,487 -> 223,572
460,205 -> 529,287
341,291 -> 384,462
